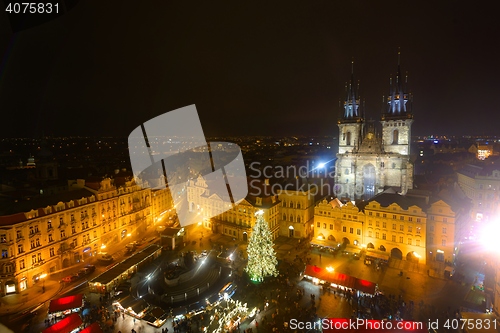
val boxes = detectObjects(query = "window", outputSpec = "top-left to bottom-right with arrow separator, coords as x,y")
283,214 -> 287,221
368,212 -> 372,216
376,212 -> 380,217
416,239 -> 420,246
430,225 -> 434,232
369,221 -> 372,226
49,234 -> 53,242
382,233 -> 386,240
47,220 -> 52,229
50,248 -> 55,257
342,226 -> 347,232
18,244 -> 24,254
443,218 -> 448,223
442,239 -> 446,246
376,221 -> 379,227
357,229 -> 361,235
400,216 -> 404,221
392,235 -> 396,242
323,223 -> 327,229
330,224 -> 333,230
32,255 -> 37,265
1,249 -> 8,258
392,224 -> 396,230
61,230 -> 66,238
20,259 -> 25,269
430,216 -> 434,221
400,225 -> 404,231
317,222 -> 320,228
392,215 -> 396,219
30,240 -> 35,249
383,222 -> 387,228
408,217 -> 413,222
382,213 -> 386,218
416,218 -> 421,223
408,226 -> 412,232
16,230 -> 22,239
393,129 -> 399,144
35,238 -> 40,247
72,226 -> 76,234
368,231 -> 372,237
416,227 -> 421,234
37,253 -> 42,262
442,227 -> 447,234
349,228 -> 353,234
408,238 -> 412,245
375,232 -> 379,238
399,236 -> 403,243
429,236 -> 434,243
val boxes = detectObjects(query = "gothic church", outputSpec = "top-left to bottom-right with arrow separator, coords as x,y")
334,54 -> 414,200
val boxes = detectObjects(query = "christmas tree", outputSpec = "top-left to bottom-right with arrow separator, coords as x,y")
245,210 -> 279,282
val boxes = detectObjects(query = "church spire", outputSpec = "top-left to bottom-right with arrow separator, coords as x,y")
340,59 -> 362,122
383,49 -> 412,120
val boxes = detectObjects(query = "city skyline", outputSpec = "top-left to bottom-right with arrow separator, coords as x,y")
0,2 -> 499,138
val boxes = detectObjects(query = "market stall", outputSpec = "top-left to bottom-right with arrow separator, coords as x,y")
42,313 -> 83,333
303,265 -> 377,295
48,294 -> 84,320
79,322 -> 104,333
143,307 -> 168,328
112,294 -> 150,319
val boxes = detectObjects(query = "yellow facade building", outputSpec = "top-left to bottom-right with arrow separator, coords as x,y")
312,190 -> 468,266
0,177 -> 169,296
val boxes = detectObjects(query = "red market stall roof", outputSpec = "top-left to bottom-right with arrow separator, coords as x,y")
42,313 -> 82,333
48,294 -> 83,314
304,265 -> 376,295
80,322 -> 104,333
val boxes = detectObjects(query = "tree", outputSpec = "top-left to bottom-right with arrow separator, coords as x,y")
245,210 -> 279,282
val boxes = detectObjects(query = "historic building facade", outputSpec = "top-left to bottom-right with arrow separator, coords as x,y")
457,163 -> 500,223
312,190 -> 468,266
335,56 -> 414,200
187,177 -> 281,240
0,177 -> 163,296
278,188 -> 315,239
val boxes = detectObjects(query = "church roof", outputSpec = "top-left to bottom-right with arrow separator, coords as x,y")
366,191 -> 429,210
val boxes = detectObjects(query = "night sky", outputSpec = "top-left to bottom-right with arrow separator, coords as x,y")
0,1 -> 499,138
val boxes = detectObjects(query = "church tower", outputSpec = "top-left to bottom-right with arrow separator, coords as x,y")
335,53 -> 414,201
380,50 -> 413,155
338,61 -> 363,154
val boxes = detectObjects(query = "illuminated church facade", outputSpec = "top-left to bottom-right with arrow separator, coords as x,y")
334,55 -> 414,200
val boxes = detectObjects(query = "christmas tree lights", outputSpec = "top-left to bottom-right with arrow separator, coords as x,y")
245,210 -> 279,282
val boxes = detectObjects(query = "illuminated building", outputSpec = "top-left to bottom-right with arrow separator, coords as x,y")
277,188 -> 315,239
313,198 -> 364,246
335,54 -> 413,200
457,164 -> 500,223
0,177 -> 155,296
313,190 -> 469,266
187,177 -> 280,241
